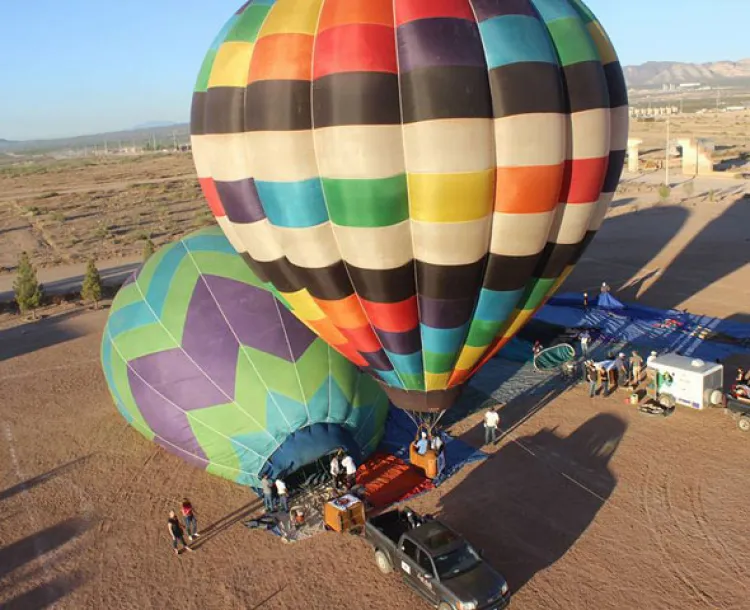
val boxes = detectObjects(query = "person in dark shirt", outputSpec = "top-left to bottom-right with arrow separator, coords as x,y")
168,510 -> 193,555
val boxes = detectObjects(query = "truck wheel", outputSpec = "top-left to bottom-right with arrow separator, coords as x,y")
374,550 -> 393,574
738,416 -> 750,432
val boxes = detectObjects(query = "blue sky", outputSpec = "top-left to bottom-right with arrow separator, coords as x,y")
1,0 -> 748,140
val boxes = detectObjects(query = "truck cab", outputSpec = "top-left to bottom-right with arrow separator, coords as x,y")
366,509 -> 510,610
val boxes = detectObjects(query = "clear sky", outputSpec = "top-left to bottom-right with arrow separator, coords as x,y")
1,0 -> 748,140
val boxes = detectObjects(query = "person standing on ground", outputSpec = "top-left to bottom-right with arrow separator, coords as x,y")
585,361 -> 598,397
168,510 -> 193,556
579,330 -> 591,357
341,453 -> 357,490
601,281 -> 610,294
598,364 -> 609,396
483,408 -> 500,445
329,452 -> 342,489
647,350 -> 658,367
629,351 -> 643,387
616,353 -> 629,387
181,498 -> 199,541
261,474 -> 275,513
583,292 -> 589,309
275,478 -> 289,513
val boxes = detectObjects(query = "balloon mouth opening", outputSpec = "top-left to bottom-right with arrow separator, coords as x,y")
378,383 -> 463,414
261,423 -> 362,483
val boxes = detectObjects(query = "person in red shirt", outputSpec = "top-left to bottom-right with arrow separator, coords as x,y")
181,498 -> 199,541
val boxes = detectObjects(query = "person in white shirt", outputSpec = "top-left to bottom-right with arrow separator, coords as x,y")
431,432 -> 444,454
483,409 -> 500,445
274,478 -> 288,513
647,351 -> 658,366
330,454 -> 343,489
579,330 -> 591,357
341,454 -> 357,489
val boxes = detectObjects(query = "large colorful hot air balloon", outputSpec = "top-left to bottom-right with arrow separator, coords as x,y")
190,0 -> 628,416
101,227 -> 389,488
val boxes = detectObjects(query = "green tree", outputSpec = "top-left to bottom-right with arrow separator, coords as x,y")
81,259 -> 103,308
13,252 -> 42,318
142,238 -> 156,261
658,184 -> 671,203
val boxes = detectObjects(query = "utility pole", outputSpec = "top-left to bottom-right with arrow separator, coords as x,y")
665,114 -> 670,187
172,130 -> 178,151
151,133 -> 157,152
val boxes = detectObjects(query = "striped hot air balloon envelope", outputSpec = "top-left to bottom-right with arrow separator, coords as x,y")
190,0 -> 628,414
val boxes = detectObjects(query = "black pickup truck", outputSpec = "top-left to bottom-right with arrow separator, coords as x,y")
365,508 -> 510,610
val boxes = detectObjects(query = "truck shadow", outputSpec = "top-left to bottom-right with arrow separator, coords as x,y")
436,413 -> 626,592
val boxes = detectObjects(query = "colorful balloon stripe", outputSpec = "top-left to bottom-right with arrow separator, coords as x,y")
191,0 -> 628,409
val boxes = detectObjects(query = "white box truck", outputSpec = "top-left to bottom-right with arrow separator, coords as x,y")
646,354 -> 724,410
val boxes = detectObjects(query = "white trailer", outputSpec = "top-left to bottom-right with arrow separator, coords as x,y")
647,354 -> 724,410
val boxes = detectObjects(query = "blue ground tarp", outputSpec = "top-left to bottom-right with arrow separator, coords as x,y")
378,409 -> 487,486
597,292 -> 625,309
537,293 -> 750,362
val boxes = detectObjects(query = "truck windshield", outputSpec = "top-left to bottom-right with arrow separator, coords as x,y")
433,544 -> 480,579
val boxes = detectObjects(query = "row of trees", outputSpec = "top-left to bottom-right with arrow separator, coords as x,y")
12,238 -> 156,318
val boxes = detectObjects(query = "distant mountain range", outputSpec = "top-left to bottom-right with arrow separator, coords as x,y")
625,59 -> 750,86
0,123 -> 190,154
132,121 -> 182,130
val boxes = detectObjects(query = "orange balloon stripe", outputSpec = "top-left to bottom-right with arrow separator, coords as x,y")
494,164 -> 564,214
313,294 -> 370,329
318,0 -> 394,32
247,33 -> 313,82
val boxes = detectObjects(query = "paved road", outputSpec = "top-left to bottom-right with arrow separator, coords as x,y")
0,257 -> 142,303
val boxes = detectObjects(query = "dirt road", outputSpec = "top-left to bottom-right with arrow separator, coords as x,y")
0,257 -> 141,303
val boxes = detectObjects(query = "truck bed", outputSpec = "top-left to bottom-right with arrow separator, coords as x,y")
367,510 -> 412,545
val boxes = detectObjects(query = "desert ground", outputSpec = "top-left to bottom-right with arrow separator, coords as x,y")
1,113 -> 749,609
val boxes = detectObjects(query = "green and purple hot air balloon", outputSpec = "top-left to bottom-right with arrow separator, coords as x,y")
101,227 -> 389,488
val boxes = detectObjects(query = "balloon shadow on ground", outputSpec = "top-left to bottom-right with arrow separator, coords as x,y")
0,309 -> 87,363
0,517 -> 90,608
1,572 -> 85,610
638,195 -> 750,311
0,455 -> 91,503
437,413 -> 626,592
563,205 -> 691,303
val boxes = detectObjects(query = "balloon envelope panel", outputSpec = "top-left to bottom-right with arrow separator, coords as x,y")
190,0 -> 627,410
101,227 -> 389,487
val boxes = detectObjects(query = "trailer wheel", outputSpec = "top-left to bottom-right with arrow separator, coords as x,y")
738,416 -> 750,433
375,550 -> 393,574
658,394 -> 676,409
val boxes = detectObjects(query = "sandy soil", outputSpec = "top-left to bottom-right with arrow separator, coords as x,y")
0,155 -> 206,271
1,293 -> 749,608
1,122 -> 749,609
